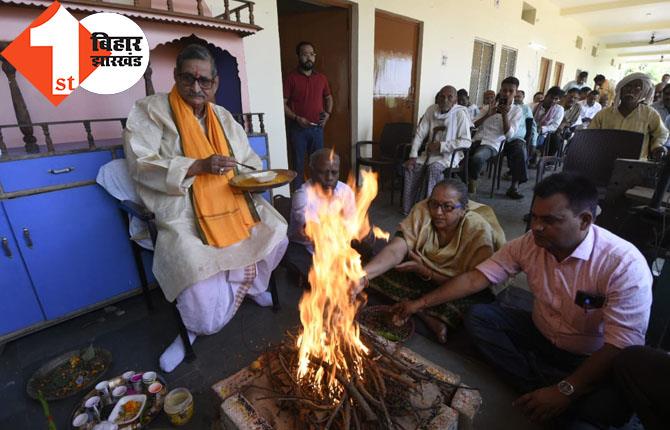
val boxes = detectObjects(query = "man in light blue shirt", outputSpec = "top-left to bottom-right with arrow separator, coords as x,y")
652,84 -> 670,124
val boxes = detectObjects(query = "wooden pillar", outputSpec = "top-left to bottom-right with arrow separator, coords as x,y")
0,49 -> 39,154
224,0 -> 230,20
196,0 -> 203,16
248,3 -> 255,25
143,62 -> 155,96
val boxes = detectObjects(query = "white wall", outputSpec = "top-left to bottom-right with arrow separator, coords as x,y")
232,0 -> 624,194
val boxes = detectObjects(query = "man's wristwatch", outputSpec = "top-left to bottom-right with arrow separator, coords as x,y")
557,380 -> 575,396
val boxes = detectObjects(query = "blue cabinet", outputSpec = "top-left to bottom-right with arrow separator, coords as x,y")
3,186 -> 140,320
0,148 -> 142,340
0,205 -> 45,336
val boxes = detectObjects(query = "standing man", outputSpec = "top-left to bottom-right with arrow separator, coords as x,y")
651,83 -> 670,124
563,71 -> 589,92
393,172 -> 652,429
468,77 -> 523,194
283,41 -> 334,190
589,72 -> 668,161
593,74 -> 615,107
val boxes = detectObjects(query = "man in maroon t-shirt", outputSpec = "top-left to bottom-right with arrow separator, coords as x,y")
283,41 -> 333,190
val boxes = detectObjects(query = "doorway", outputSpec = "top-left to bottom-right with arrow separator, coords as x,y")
552,62 -> 564,87
538,57 -> 552,93
277,0 -> 352,179
372,11 -> 420,144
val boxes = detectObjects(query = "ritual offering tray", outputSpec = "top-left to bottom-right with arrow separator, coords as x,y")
357,305 -> 415,343
229,169 -> 296,192
27,347 -> 112,401
69,371 -> 168,430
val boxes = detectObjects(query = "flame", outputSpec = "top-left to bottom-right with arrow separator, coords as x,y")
296,170 -> 387,396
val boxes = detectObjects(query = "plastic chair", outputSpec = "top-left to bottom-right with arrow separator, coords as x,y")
119,199 -> 283,362
355,122 -> 413,204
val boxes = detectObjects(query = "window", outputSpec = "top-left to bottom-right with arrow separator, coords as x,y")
522,2 -> 536,25
575,36 -> 583,49
591,46 -> 598,57
497,46 -> 518,90
469,39 -> 495,105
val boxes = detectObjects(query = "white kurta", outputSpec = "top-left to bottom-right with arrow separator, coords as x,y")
123,94 -> 288,302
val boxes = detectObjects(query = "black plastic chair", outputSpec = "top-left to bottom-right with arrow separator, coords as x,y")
355,122 -> 413,204
119,200 -> 282,362
526,129 -> 645,230
443,147 -> 470,182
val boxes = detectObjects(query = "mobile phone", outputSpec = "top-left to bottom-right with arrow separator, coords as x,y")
498,97 -> 508,106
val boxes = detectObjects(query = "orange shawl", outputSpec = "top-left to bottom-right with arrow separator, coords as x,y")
169,87 -> 258,248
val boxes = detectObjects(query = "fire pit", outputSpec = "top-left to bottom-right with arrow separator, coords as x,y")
212,172 -> 482,429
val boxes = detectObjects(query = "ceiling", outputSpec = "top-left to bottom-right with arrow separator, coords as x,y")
550,0 -> 670,63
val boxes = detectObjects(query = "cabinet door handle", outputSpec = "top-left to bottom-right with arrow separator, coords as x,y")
1,237 -> 11,258
48,167 -> 75,175
23,228 -> 33,248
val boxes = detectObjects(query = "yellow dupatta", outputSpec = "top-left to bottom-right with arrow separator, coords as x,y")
169,87 -> 258,248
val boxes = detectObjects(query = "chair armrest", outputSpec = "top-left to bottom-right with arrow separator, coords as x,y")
355,140 -> 379,159
119,200 -> 155,222
535,156 -> 560,184
395,142 -> 413,161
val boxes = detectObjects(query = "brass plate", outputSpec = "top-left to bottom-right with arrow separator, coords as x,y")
229,169 -> 297,192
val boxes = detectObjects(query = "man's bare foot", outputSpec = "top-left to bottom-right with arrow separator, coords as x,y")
418,312 -> 447,344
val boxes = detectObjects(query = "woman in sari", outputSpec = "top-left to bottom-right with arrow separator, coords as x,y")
359,178 -> 505,342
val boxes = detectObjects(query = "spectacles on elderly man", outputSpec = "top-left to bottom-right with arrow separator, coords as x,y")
427,200 -> 463,212
177,72 -> 215,89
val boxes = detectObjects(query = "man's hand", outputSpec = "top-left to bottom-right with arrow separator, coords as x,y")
651,146 -> 667,162
390,299 -> 422,325
513,386 -> 572,423
396,250 -> 430,279
496,104 -> 510,115
296,116 -> 313,128
403,157 -> 417,169
350,275 -> 369,303
427,141 -> 441,154
319,112 -> 330,127
187,154 -> 237,177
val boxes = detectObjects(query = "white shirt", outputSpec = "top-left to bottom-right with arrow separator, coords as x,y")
532,102 -> 565,135
578,100 -> 602,123
473,104 -> 523,152
288,180 -> 355,253
409,104 -> 472,167
563,80 -> 588,91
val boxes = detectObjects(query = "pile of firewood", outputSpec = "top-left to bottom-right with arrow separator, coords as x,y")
240,331 -> 468,430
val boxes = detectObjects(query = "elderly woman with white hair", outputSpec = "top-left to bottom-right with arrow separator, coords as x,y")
589,72 -> 669,161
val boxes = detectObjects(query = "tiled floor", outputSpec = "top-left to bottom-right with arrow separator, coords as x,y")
0,171 -> 543,430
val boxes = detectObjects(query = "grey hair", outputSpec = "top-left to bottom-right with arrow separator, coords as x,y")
431,178 -> 468,208
309,148 -> 339,168
176,44 -> 217,77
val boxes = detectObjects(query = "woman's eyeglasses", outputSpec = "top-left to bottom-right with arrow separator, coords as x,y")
427,200 -> 463,213
177,73 -> 215,90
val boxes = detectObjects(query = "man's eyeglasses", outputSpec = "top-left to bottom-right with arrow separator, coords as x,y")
177,73 -> 215,89
427,200 -> 463,213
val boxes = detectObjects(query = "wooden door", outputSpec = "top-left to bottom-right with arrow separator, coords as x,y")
538,57 -> 552,93
278,6 -> 352,178
373,11 -> 420,144
553,62 -> 564,87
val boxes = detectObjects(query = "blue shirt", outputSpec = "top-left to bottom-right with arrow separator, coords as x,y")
510,103 -> 536,144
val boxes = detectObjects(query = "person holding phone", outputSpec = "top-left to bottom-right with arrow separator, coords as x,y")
467,76 -> 523,194
283,41 -> 334,190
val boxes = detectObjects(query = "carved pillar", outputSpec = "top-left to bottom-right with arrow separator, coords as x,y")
166,0 -> 173,12
0,51 -> 39,154
143,62 -> 155,96
248,3 -> 254,25
196,0 -> 203,16
224,0 -> 230,20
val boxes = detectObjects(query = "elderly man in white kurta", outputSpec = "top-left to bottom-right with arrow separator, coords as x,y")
402,85 -> 472,215
124,44 -> 288,372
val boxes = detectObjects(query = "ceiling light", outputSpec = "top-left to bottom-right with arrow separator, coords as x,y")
528,42 -> 546,51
